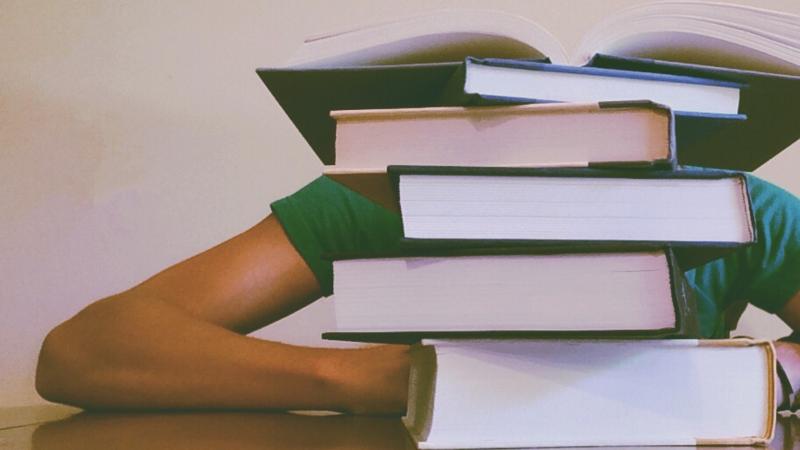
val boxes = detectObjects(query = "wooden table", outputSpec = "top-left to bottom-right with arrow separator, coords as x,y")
1,406 -> 798,449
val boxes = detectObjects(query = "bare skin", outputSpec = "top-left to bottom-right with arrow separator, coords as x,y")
776,298 -> 800,407
35,215 -> 408,414
35,214 -> 800,414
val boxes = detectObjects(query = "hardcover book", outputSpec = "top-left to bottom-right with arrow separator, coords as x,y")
323,248 -> 699,344
389,165 -> 756,268
438,56 -> 743,115
404,338 -> 776,448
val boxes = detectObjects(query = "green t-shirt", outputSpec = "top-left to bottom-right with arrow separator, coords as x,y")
271,174 -> 800,338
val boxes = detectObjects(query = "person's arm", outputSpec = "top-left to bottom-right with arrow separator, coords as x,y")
35,215 -> 409,414
775,290 -> 800,408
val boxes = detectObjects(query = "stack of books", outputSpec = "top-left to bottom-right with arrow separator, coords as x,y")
260,5 -> 799,448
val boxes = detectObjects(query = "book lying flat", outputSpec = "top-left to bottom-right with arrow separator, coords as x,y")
328,101 -> 675,209
391,166 -> 756,249
323,248 -> 698,344
405,338 -> 776,449
439,57 -> 743,115
258,6 -> 800,171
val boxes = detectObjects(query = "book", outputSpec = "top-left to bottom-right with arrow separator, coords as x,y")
438,56 -> 743,115
404,338 -> 776,448
328,100 -> 676,210
284,6 -> 800,71
257,6 -> 800,172
323,248 -> 699,344
389,166 -> 757,265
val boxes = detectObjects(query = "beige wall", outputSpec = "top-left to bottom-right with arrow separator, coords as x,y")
2,0 -> 798,407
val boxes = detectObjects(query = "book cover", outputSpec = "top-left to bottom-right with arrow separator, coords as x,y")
589,53 -> 800,171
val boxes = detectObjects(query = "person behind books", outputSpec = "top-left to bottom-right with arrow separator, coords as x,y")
35,173 -> 800,414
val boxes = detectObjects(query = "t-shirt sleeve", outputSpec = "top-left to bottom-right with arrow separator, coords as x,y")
741,174 -> 800,313
270,176 -> 403,296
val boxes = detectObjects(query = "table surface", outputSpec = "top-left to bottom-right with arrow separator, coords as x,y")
1,406 -> 798,450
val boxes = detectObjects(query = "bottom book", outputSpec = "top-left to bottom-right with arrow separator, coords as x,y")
404,339 -> 775,449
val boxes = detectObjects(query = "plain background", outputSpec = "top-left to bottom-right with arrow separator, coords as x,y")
2,0 -> 799,407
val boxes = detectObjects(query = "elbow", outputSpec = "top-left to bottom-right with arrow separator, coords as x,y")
35,318 -> 101,407
35,298 -> 121,407
36,322 -> 79,404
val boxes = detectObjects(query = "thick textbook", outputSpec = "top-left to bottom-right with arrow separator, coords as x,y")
258,6 -> 800,171
404,338 -> 776,448
438,56 -> 743,115
328,101 -> 676,209
390,166 -> 756,268
323,248 -> 699,344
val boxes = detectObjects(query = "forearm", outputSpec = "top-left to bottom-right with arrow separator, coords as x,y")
775,339 -> 800,409
775,291 -> 800,409
36,292 -> 409,413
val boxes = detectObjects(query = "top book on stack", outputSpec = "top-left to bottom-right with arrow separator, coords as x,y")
257,4 -> 800,173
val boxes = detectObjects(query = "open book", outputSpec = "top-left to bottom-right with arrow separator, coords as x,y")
286,4 -> 800,73
258,3 -> 800,173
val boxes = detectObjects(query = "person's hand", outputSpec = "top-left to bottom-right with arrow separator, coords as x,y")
775,340 -> 800,409
776,291 -> 800,409
320,344 -> 410,415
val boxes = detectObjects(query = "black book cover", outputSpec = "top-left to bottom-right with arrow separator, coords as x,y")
258,62 -> 461,165
587,54 -> 800,172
